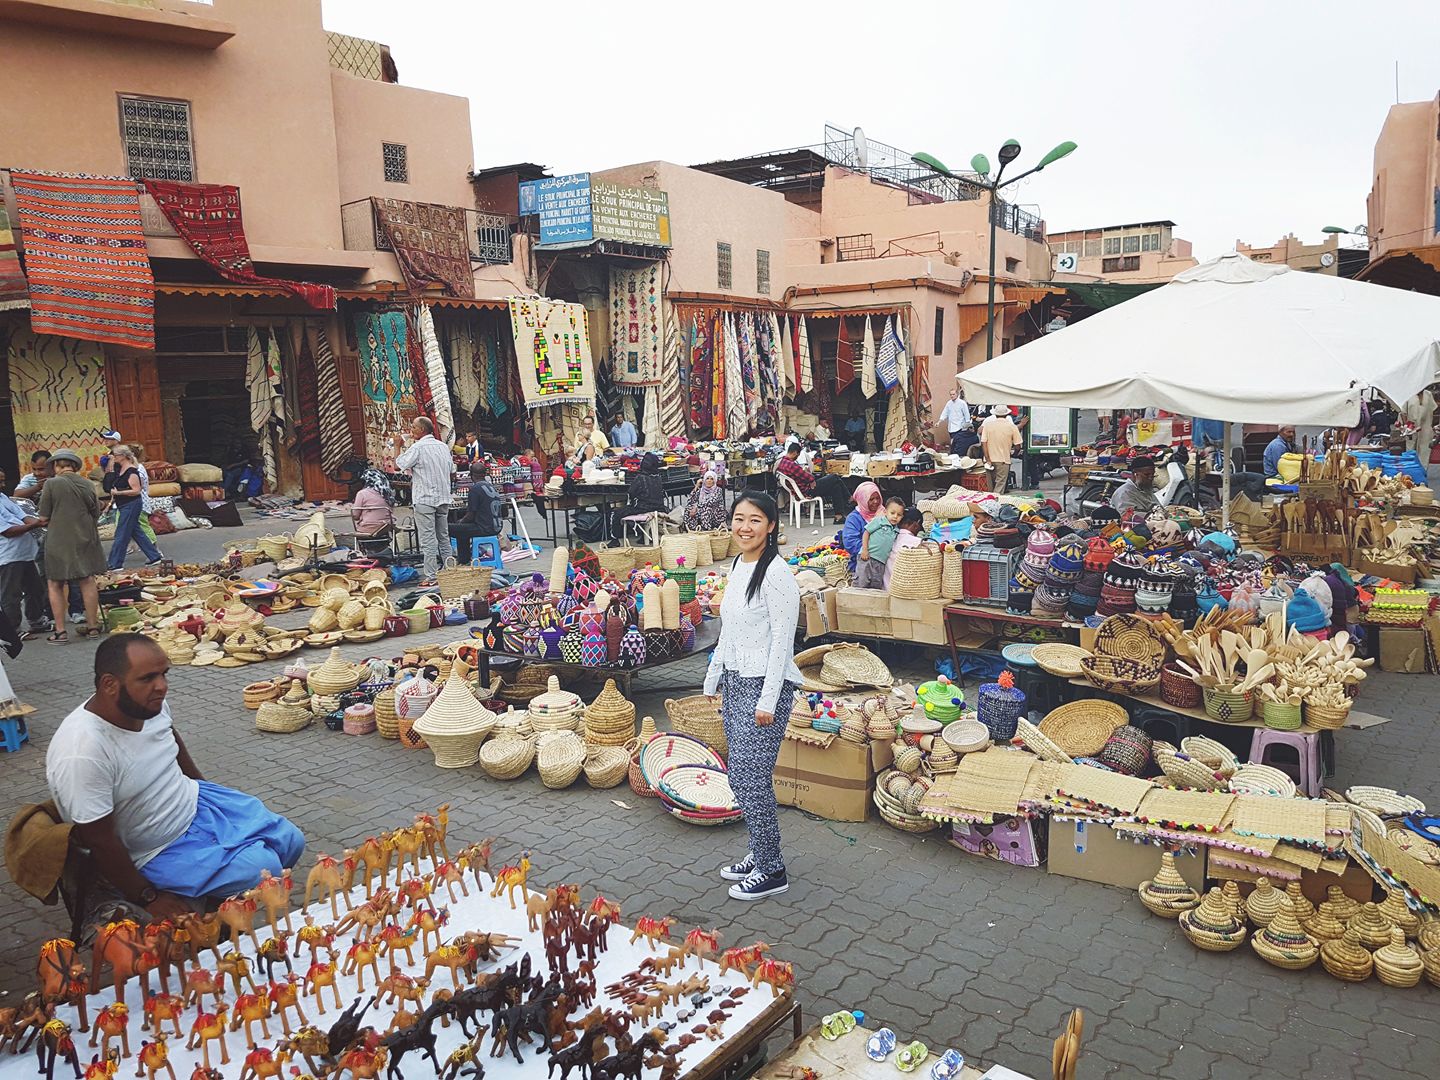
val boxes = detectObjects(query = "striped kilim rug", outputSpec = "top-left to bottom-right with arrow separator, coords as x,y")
9,171 -> 154,348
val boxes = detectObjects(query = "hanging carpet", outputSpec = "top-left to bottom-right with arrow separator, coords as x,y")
861,315 -> 877,398
724,312 -> 746,438
835,316 -> 856,395
779,315 -> 794,396
507,297 -> 597,410
371,198 -> 475,298
417,304 -> 455,440
355,310 -> 419,465
9,171 -> 154,349
711,311 -> 727,439
609,263 -> 663,387
142,180 -> 335,309
307,321 -> 355,478
738,312 -> 759,430
289,322 -> 321,460
688,311 -> 713,432
876,315 -> 901,391
797,316 -> 814,394
6,329 -> 110,470
0,202 -> 28,311
246,327 -> 278,488
659,310 -> 687,441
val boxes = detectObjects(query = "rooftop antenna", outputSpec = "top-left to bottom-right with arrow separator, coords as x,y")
853,126 -> 868,170
1395,60 -> 1400,103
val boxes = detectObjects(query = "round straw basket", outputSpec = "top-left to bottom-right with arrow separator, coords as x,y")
1262,700 -> 1303,731
1155,744 -> 1227,791
666,805 -> 743,827
1229,763 -> 1297,798
397,712 -> 428,750
689,532 -> 714,568
872,775 -> 938,833
1344,785 -> 1426,816
255,699 -> 312,734
583,744 -> 630,789
584,678 -> 637,745
661,534 -> 699,571
374,689 -> 400,739
537,731 -> 586,789
890,542 -> 943,600
630,544 -> 662,569
1179,736 -> 1238,776
1038,699 -> 1128,756
628,737 -> 659,798
657,763 -> 739,813
243,680 -> 285,709
1203,688 -> 1254,723
1031,643 -> 1089,679
1305,702 -> 1350,731
1093,613 -> 1166,668
343,703 -> 377,736
597,546 -> 636,578
479,735 -> 535,780
1160,663 -> 1203,709
666,568 -> 697,604
640,732 -> 726,787
1081,654 -> 1161,694
307,606 -> 341,634
364,600 -> 391,631
665,695 -> 727,758
977,682 -> 1026,741
401,608 -> 431,635
940,547 -> 966,600
258,534 -> 291,562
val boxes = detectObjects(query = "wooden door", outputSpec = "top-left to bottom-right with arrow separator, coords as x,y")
103,350 -> 164,456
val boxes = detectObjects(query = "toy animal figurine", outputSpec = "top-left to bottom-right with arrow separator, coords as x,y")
255,934 -> 293,982
85,1048 -> 121,1080
303,856 -> 353,920
325,998 -> 373,1062
627,993 -> 665,1026
303,961 -> 342,1016
217,895 -> 262,952
424,943 -> 478,990
91,922 -> 160,1001
348,833 -> 395,898
141,995 -> 185,1038
587,896 -> 621,925
432,859 -> 470,904
395,875 -> 433,910
591,1030 -> 661,1080
335,888 -> 395,939
490,983 -> 567,1064
341,938 -> 383,994
717,942 -> 770,978
547,1015 -> 607,1080
267,976 -> 308,1036
457,838 -> 494,888
656,975 -> 707,1007
390,826 -> 427,880
2,991 -> 52,1055
432,804 -> 453,862
628,917 -> 676,952
177,913 -> 224,967
278,1026 -> 329,1076
39,938 -> 91,1032
449,930 -> 519,968
181,970 -> 225,1013
333,1044 -> 388,1080
186,1005 -> 230,1070
649,1049 -> 683,1080
251,870 -> 295,937
409,905 -> 450,955
216,951 -> 257,996
750,958 -> 795,998
489,852 -> 531,909
379,1014 -> 441,1079
229,987 -> 273,1049
143,922 -> 189,998
376,973 -> 429,1008
438,1029 -> 486,1080
187,1066 -> 221,1080
525,891 -> 554,934
136,1036 -> 177,1080
237,1044 -> 292,1080
640,950 -> 684,979
89,1003 -> 131,1059
377,922 -> 422,971
295,917 -> 337,963
680,929 -> 721,968
543,920 -> 570,975
36,1018 -> 81,1080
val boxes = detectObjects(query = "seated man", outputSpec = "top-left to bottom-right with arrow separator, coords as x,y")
46,634 -> 303,918
1263,426 -> 1295,480
1110,455 -> 1159,517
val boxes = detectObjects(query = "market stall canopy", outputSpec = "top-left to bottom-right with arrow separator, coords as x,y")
960,252 -> 1440,427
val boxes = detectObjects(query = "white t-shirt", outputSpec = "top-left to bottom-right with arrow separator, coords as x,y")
46,700 -> 199,868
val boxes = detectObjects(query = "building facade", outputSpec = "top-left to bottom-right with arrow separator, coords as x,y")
1360,92 -> 1440,294
1234,233 -> 1341,274
1047,221 -> 1197,283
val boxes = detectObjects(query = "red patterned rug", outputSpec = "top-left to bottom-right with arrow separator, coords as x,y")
372,197 -> 474,298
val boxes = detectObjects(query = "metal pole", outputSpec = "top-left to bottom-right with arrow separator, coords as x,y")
986,182 -> 999,363
1222,423 -> 1233,530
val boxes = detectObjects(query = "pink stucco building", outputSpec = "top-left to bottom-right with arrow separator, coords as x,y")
1361,92 -> 1440,294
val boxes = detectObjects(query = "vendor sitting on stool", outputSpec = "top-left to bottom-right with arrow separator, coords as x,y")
1110,455 -> 1159,516
46,634 -> 304,919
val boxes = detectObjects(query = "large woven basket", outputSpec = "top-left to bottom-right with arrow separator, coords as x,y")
939,546 -> 965,600
364,599 -> 392,632
478,734 -> 535,780
1093,613 -> 1166,669
890,541 -> 944,600
1038,699 -> 1128,756
528,676 -> 583,731
1081,654 -> 1161,694
628,736 -> 658,798
873,771 -> 939,833
437,557 -> 493,598
537,731 -> 586,788
1305,702 -> 1351,731
584,678 -> 637,745
1203,687 -> 1254,723
661,534 -> 699,571
1179,736 -> 1239,777
255,689 -> 312,734
689,531 -> 715,567
337,598 -> 367,630
374,689 -> 399,739
631,544 -> 662,569
257,534 -> 291,562
597,546 -> 636,578
1097,724 -> 1153,775
666,694 -> 727,758
1154,743 -> 1227,790
1031,643 -> 1090,679
308,648 -> 361,695
583,744 -> 630,788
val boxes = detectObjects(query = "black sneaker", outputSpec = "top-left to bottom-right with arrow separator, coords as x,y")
728,868 -> 789,901
719,853 -> 756,881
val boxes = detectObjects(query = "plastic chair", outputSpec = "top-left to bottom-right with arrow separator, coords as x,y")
623,511 -> 662,546
1247,728 -> 1324,797
452,535 -> 506,570
778,473 -> 824,528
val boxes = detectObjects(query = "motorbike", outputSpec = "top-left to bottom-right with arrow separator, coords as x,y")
1077,447 -> 1219,515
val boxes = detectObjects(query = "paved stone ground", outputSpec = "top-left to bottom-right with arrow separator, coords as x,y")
1,499 -> 1437,1080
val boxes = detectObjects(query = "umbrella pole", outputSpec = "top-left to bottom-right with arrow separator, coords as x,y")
1222,423 -> 1233,529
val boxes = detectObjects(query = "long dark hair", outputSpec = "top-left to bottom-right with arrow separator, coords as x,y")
731,492 -> 781,604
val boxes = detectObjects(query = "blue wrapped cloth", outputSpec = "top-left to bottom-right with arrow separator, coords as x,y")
1350,449 -> 1428,485
143,781 -> 304,899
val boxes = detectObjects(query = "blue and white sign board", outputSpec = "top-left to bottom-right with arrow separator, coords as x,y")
519,173 -> 593,246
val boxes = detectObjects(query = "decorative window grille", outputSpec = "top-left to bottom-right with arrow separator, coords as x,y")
118,95 -> 195,182
756,249 -> 770,295
717,242 -> 733,290
382,142 -> 409,184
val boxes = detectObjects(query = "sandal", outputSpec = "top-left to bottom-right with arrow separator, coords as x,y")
896,1042 -> 929,1073
20,630 -> 41,641
46,630 -> 69,645
820,1012 -> 857,1041
930,1049 -> 965,1080
78,627 -> 102,639
866,1028 -> 896,1062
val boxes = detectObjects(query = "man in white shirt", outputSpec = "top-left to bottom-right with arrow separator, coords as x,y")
393,416 -> 455,583
609,415 -> 638,449
46,634 -> 303,917
938,387 -> 976,456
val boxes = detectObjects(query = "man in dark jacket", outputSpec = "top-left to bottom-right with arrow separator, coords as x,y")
610,452 -> 668,541
451,462 -> 504,558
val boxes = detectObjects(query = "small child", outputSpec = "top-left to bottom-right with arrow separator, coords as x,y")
883,507 -> 926,589
857,497 -> 906,588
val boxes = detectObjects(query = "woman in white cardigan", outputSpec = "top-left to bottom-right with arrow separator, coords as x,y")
704,491 -> 802,901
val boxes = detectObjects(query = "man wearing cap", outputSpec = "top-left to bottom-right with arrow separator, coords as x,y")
978,405 -> 1022,494
1111,456 -> 1159,516
1263,426 -> 1296,480
939,387 -> 976,457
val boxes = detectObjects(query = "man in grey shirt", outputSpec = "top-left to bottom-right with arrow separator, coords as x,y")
1110,455 -> 1159,517
393,416 -> 455,583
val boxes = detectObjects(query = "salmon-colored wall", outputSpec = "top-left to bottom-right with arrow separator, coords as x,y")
1368,96 -> 1439,260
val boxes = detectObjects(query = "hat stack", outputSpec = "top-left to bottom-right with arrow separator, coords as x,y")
1047,537 -> 1086,583
1097,549 -> 1146,616
1135,565 -> 1175,614
1168,567 -> 1199,627
1023,529 -> 1056,579
1083,537 -> 1115,573
1006,572 -> 1035,614
1285,589 -> 1329,635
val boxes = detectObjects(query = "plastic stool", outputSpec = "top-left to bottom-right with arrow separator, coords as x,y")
1247,728 -> 1324,797
0,716 -> 29,753
451,535 -> 505,570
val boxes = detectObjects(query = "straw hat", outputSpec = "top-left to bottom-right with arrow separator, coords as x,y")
797,642 -> 893,692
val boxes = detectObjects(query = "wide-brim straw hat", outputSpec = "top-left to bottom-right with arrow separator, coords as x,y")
796,643 -> 893,692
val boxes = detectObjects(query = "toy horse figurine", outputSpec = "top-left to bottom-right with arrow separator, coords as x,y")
680,928 -> 722,967
38,938 -> 91,1032
489,852 -> 531,909
89,1003 -> 130,1059
303,856 -> 352,920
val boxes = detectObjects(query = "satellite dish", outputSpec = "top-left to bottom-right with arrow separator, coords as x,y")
853,127 -> 868,169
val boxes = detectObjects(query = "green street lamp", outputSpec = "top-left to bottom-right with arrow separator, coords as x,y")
913,139 -> 1077,362
1322,224 -> 1368,239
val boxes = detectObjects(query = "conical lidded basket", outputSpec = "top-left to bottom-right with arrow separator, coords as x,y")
584,678 -> 637,745
1304,905 -> 1347,943
1373,927 -> 1424,987
1284,881 -> 1316,923
1138,852 -> 1201,918
1245,877 -> 1282,928
1179,888 -> 1247,952
529,675 -> 583,731
1251,900 -> 1319,970
412,664 -> 498,768
1378,888 -> 1420,936
1348,902 -> 1394,950
1320,927 -> 1373,982
307,647 -> 361,695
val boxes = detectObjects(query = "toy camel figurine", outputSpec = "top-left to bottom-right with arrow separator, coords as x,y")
181,970 -> 225,1014
186,1005 -> 230,1070
489,852 -> 531,909
136,1036 -> 177,1080
348,833 -> 395,898
340,938 -> 383,994
228,987 -> 272,1049
84,1048 -> 121,1080
187,1066 -> 221,1080
141,995 -> 185,1038
334,887 -> 395,939
90,921 -> 160,1000
295,917 -> 337,964
378,922 -> 422,971
303,856 -> 352,920
216,951 -> 257,997
303,961 -> 342,1016
456,838 -> 494,888
266,976 -> 308,1036
525,890 -> 554,934
333,1043 -> 387,1080
390,825 -> 427,880
35,1018 -> 80,1080
38,938 -> 91,1033
89,1003 -> 130,1059
438,1030 -> 487,1080
142,922 -> 189,998
395,875 -> 433,910
717,942 -> 770,978
217,896 -> 261,953
408,906 -> 449,956
177,913 -> 223,968
278,1026 -> 329,1076
375,973 -> 429,1008
431,859 -> 469,904
255,934 -> 292,982
680,928 -> 722,967
251,869 -> 295,937
750,958 -> 795,998
628,916 -> 676,952
424,942 -> 478,990
237,1044 -> 292,1080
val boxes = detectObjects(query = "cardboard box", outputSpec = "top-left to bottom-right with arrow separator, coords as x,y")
1078,625 -> 1098,653
801,587 -> 839,639
912,620 -> 948,646
867,456 -> 899,478
1047,820 -> 1206,890
1358,555 -> 1419,587
837,587 -> 891,619
889,596 -> 930,622
836,612 -> 892,636
893,597 -> 951,645
1378,627 -> 1428,672
888,617 -> 917,641
773,737 -> 872,821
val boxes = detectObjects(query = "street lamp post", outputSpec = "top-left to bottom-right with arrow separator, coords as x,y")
913,139 -> 1077,363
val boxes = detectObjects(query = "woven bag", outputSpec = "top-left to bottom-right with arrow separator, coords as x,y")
364,599 -> 391,631
890,541 -> 943,600
661,534 -> 699,571
689,532 -> 714,567
597,546 -> 636,578
583,744 -> 630,788
666,694 -> 728,758
570,541 -> 601,581
939,546 -> 965,600
630,544 -> 662,569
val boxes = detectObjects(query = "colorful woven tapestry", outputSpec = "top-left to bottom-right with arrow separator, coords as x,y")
659,311 -> 687,440
711,311 -> 727,438
507,297 -> 596,410
141,180 -> 335,309
307,321 -> 355,478
834,316 -> 855,394
797,317 -> 813,394
609,263 -> 662,387
10,171 -> 154,348
754,313 -> 778,435
723,312 -> 745,438
737,312 -> 759,430
372,198 -> 474,298
0,202 -> 28,311
356,310 -> 419,465
6,329 -> 110,470
485,321 -> 509,417
876,315 -> 901,391
687,311 -> 712,432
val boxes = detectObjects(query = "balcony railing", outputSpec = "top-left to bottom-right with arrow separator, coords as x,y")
341,199 -> 514,265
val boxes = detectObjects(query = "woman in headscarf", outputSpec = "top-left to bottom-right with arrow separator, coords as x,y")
611,452 -> 669,542
683,463 -> 728,532
350,468 -> 395,540
840,481 -> 883,571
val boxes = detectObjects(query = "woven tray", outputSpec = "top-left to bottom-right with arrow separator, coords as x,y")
1030,643 -> 1090,678
1093,613 -> 1166,667
1038,699 -> 1128,756
639,732 -> 725,788
656,763 -> 739,813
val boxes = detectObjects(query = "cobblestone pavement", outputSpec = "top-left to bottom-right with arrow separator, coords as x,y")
0,503 -> 1436,1080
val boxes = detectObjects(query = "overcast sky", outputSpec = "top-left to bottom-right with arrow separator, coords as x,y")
322,0 -> 1440,259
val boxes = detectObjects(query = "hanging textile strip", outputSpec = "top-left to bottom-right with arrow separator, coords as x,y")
371,198 -> 475,298
659,310 -> 687,442
914,353 -> 932,416
290,322 -> 321,459
687,311 -> 712,432
355,310 -> 419,466
738,312 -> 759,429
6,329 -> 111,471
485,321 -> 509,417
265,327 -> 286,427
677,309 -> 694,426
753,313 -> 777,435
0,202 -> 28,311
779,315 -> 794,396
507,297 -> 598,410
882,381 -> 910,450
609,263 -> 663,387
641,384 -> 662,448
724,312 -> 746,439
247,327 -> 278,488
796,316 -> 813,394
860,315 -> 878,399
876,315 -> 901,391
896,310 -> 911,394
141,181 -> 335,309
447,315 -> 482,419
417,304 -> 455,440
405,307 -> 437,430
594,346 -> 621,432
710,310 -> 726,439
9,171 -> 154,349
307,321 -> 356,478
834,316 -> 856,395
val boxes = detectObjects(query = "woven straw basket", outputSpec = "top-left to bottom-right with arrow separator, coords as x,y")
1038,699 -> 1127,756
364,599 -> 392,632
661,534 -> 699,571
437,558 -> 493,598
256,687 -> 313,734
890,542 -> 943,600
584,678 -> 637,745
631,544 -> 662,569
628,735 -> 658,797
374,689 -> 400,739
597,546 -> 636,578
666,694 -> 727,758
528,676 -> 584,732
478,733 -> 535,780
412,672 -> 497,768
1305,702 -> 1350,731
689,532 -> 714,567
583,744 -> 631,788
337,598 -> 367,630
537,731 -> 586,788
308,606 -> 340,633
939,547 -> 965,600
308,648 -> 361,695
